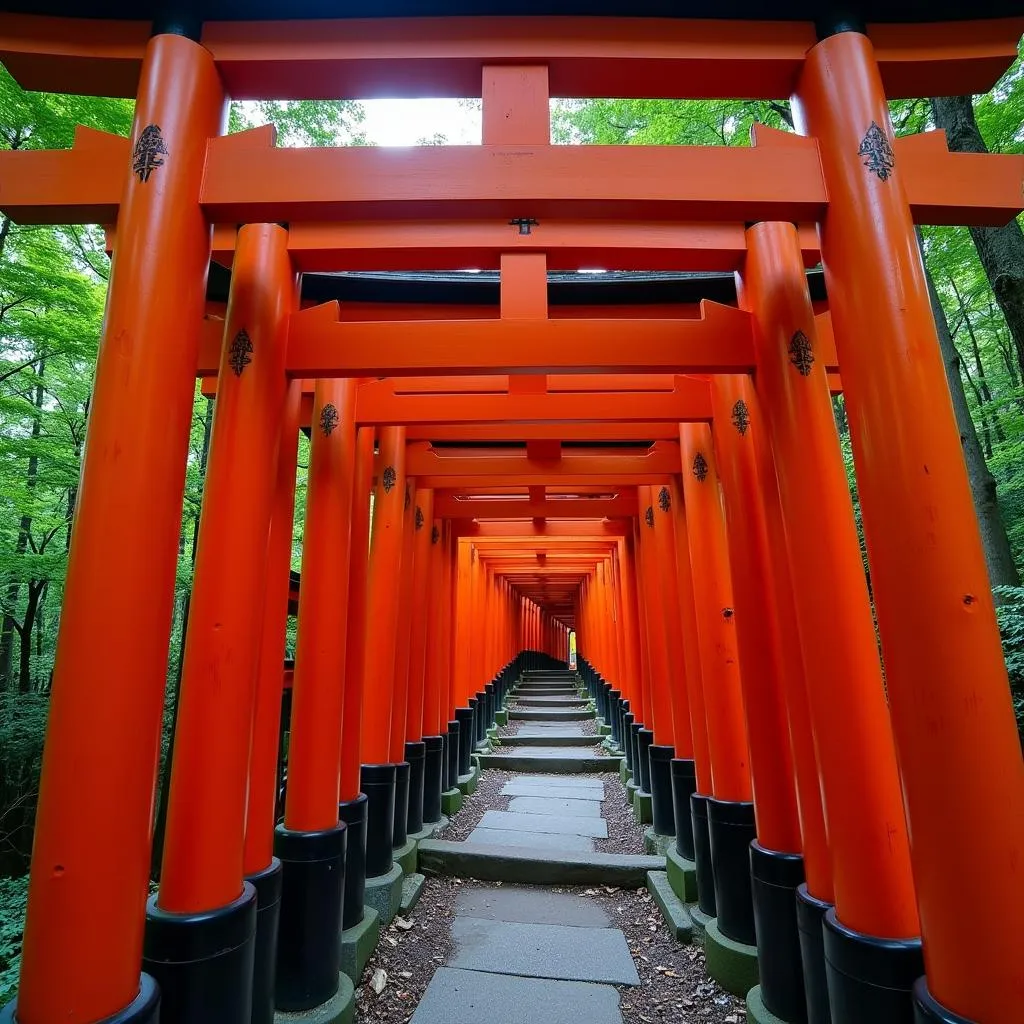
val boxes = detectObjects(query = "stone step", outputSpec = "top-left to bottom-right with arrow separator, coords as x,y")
513,696 -> 589,707
516,689 -> 583,695
509,708 -> 595,722
479,751 -> 614,773
419,838 -> 663,887
498,734 -> 595,747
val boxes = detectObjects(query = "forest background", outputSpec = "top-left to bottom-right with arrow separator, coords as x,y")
1,43 -> 1023,997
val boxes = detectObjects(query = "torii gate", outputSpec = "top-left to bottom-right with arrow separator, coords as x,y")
0,8 -> 1023,1024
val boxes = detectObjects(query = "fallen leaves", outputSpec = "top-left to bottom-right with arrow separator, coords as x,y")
370,968 -> 387,995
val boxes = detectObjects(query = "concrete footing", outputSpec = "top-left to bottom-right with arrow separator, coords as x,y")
632,788 -> 653,824
665,845 -> 698,904
643,827 -> 673,857
394,837 -> 418,876
619,760 -> 631,785
494,710 -> 508,726
339,907 -> 380,984
364,863 -> 403,927
400,872 -> 426,915
704,917 -> 760,998
274,973 -> 354,1024
688,902 -> 713,947
647,870 -> 693,943
745,985 -> 791,1024
598,723 -> 612,736
441,787 -> 463,815
457,763 -> 481,795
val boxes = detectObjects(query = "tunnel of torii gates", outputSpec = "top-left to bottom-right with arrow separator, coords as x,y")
2,4 -> 1024,1024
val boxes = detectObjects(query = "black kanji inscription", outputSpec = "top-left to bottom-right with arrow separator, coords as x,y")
319,403 -> 339,436
382,466 -> 397,493
789,330 -> 814,376
658,486 -> 671,512
731,399 -> 751,436
692,452 -> 709,482
644,506 -> 654,528
858,121 -> 895,181
132,124 -> 168,183
228,329 -> 252,377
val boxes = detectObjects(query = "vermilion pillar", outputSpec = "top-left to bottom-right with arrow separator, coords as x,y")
338,421 -> 375,931
402,485 -> 433,837
710,374 -> 808,1020
389,476 -> 418,856
797,34 -> 1023,1024
275,378 -> 355,1012
678,423 -> 752,942
148,223 -> 293,1020
244,379 -> 301,877
421,512 -> 448,822
667,476 -> 711,863
11,34 -> 225,1024
361,426 -> 407,877
649,483 -> 694,841
340,424 -> 375,801
742,217 -> 917,1022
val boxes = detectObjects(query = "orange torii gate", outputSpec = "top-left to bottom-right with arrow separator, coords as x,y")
0,8 -> 1022,1024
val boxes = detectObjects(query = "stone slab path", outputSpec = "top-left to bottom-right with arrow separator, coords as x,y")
410,669 -> 646,1023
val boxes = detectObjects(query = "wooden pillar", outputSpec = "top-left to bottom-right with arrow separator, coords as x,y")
796,38 -> 1022,1017
244,380 -> 302,876
285,378 -> 357,830
158,222 -> 293,913
636,486 -> 674,747
407,489 -> 435,745
651,485 -> 694,759
709,376 -> 802,856
678,425 -> 751,804
339,425 -> 375,803
361,426 -> 407,765
388,478 -> 418,762
14,34 -> 225,1024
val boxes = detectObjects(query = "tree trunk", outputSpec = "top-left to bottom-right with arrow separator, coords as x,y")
0,360 -> 46,688
16,580 -> 44,695
931,95 -> 1024,383
922,231 -> 1021,592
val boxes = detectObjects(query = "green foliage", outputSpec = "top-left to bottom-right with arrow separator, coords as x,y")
0,874 -> 28,1003
993,587 -> 1024,736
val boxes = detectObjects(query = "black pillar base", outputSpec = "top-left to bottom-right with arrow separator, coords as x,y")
750,843 -> 806,1023
913,979 -> 975,1024
272,823 -> 346,1013
361,763 -> 396,877
393,761 -> 411,848
823,908 -> 923,1024
485,682 -> 496,728
474,693 -> 488,742
422,735 -> 445,823
691,792 -> 717,917
630,722 -> 643,783
446,721 -> 461,788
708,798 -> 756,945
1,973 -> 162,1024
455,708 -> 474,775
636,728 -> 654,793
607,690 -> 622,745
142,882 -> 256,1024
338,794 -> 368,931
404,742 -> 426,836
246,858 -> 283,1024
648,744 -> 676,836
622,713 -> 635,771
670,758 -> 697,861
796,883 -> 833,1024
467,697 -> 480,747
